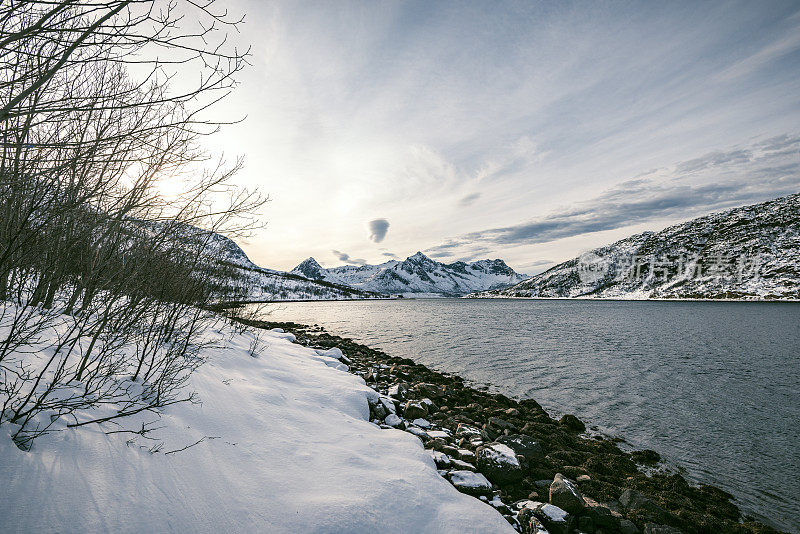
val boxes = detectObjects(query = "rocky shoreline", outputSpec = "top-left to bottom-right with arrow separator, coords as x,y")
233,316 -> 783,534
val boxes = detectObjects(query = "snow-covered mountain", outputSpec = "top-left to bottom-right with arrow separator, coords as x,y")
292,252 -> 529,296
472,193 -> 800,300
194,232 -> 387,301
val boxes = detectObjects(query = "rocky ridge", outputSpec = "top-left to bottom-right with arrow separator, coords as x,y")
231,315 -> 785,534
473,194 -> 800,300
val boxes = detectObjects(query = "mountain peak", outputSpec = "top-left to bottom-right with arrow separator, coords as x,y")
408,251 -> 430,262
299,257 -> 321,268
291,257 -> 324,279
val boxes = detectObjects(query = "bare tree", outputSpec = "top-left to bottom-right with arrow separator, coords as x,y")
0,1 -> 264,448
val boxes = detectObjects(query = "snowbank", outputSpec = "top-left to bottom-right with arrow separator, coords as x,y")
0,322 -> 514,533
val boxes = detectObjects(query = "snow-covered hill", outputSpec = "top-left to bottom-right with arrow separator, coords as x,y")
178,229 -> 388,301
472,193 -> 800,300
292,252 -> 529,297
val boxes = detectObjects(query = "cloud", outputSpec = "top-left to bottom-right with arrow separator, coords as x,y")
459,192 -> 481,206
381,252 -> 398,258
368,218 -> 390,243
429,135 -> 800,253
332,250 -> 367,265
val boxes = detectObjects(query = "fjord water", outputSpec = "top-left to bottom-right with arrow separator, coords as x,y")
256,299 -> 800,532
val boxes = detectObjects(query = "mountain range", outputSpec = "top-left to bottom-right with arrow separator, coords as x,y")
206,233 -> 527,300
291,253 -> 528,296
472,193 -> 800,300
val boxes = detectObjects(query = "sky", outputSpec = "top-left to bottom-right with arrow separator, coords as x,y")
205,0 -> 800,274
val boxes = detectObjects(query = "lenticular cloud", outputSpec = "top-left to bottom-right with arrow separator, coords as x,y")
368,219 -> 389,243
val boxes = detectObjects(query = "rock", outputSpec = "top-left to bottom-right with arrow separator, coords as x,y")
619,489 -> 670,522
582,499 -> 621,531
620,519 -> 641,534
448,470 -> 493,496
379,396 -> 397,414
406,426 -> 429,440
456,423 -> 483,439
643,524 -> 683,534
384,414 -> 403,428
413,383 -> 444,399
421,397 -> 437,411
476,443 -> 523,484
370,402 -> 388,420
631,449 -> 661,465
518,501 -> 572,534
549,473 -> 585,515
387,382 -> 409,400
516,507 -> 549,534
496,434 -> 544,461
577,474 -> 591,482
426,430 -> 449,440
457,448 -> 475,461
505,407 -> 520,417
403,400 -> 428,419
428,450 -> 451,468
450,458 -> 477,471
411,418 -> 431,428
488,416 -> 516,431
558,414 -> 585,432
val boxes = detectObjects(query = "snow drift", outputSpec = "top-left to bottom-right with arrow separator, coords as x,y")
0,312 -> 514,533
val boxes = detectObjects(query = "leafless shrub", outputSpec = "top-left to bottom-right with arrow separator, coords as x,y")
0,1 -> 263,448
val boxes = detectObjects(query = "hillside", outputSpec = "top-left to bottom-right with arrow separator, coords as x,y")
292,252 -> 528,297
471,193 -> 800,300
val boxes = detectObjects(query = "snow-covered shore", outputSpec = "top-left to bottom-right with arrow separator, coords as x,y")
0,321 -> 514,533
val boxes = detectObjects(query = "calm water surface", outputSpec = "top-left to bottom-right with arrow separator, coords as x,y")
254,299 -> 800,532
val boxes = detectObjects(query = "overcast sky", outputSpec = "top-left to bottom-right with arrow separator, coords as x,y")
208,0 -> 800,273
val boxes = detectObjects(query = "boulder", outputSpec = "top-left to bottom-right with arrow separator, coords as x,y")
370,402 -> 388,421
387,382 -> 409,400
411,418 -> 431,428
428,450 -> 451,469
384,413 -> 403,428
403,400 -> 428,420
448,470 -> 493,496
457,448 -> 475,461
426,430 -> 450,440
488,416 -> 516,431
379,396 -> 397,414
450,458 -> 477,471
558,414 -> 585,432
476,443 -> 523,484
620,489 -> 670,522
549,473 -> 585,514
496,434 -> 544,461
516,507 -> 549,534
518,501 -> 572,534
455,423 -> 483,439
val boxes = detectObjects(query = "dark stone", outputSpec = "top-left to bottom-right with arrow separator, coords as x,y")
488,416 -> 517,431
476,443 -> 524,484
387,382 -> 409,400
631,449 -> 661,465
558,414 -> 586,432
403,400 -> 428,420
496,434 -> 545,461
619,489 -> 671,523
549,473 -> 586,514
